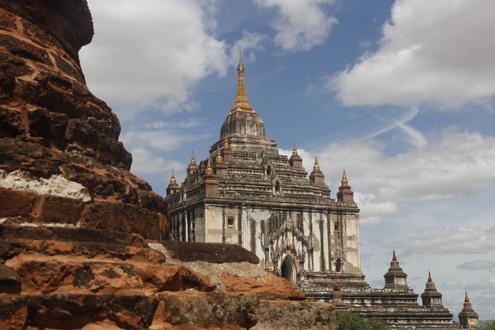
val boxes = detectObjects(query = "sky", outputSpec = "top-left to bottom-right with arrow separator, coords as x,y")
80,0 -> 495,320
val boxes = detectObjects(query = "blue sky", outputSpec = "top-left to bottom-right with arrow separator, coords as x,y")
80,0 -> 495,319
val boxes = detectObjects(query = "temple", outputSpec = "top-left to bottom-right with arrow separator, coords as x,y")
165,60 -> 479,329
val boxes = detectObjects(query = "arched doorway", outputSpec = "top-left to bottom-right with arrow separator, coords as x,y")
281,255 -> 297,284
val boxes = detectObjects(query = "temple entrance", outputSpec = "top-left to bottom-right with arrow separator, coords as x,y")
281,255 -> 297,284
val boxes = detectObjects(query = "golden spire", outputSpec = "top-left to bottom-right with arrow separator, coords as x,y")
206,157 -> 214,176
313,156 -> 320,171
234,50 -> 252,110
169,169 -> 177,185
341,169 -> 349,186
292,144 -> 298,156
190,150 -> 196,166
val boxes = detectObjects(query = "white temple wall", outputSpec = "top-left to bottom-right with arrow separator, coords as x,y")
204,206 -> 222,243
343,213 -> 361,272
179,204 -> 360,275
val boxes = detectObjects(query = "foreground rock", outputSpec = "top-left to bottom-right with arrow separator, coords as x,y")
0,0 -> 167,239
0,224 -> 335,329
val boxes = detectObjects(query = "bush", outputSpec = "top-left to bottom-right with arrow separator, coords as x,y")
338,312 -> 388,330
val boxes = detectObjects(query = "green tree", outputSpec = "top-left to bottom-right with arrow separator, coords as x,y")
337,312 -> 387,330
481,321 -> 495,330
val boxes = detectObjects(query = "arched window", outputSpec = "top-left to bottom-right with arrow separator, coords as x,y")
335,258 -> 342,272
275,181 -> 281,193
266,165 -> 271,176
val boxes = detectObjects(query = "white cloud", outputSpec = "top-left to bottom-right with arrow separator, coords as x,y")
309,129 -> 495,226
80,0 -> 228,115
129,147 -> 183,176
388,225 -> 495,255
331,0 -> 495,108
457,259 -> 495,271
254,0 -> 338,51
230,31 -> 268,65
354,193 -> 399,226
121,129 -> 209,152
121,124 -> 208,184
318,130 -> 495,203
144,118 -> 204,130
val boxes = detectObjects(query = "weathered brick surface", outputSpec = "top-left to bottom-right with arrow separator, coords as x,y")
0,188 -> 35,218
0,0 -> 168,240
33,195 -> 83,225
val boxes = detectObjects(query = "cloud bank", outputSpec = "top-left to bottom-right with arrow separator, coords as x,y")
331,0 -> 495,108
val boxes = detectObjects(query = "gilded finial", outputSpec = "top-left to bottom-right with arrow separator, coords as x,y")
313,157 -> 320,171
169,169 -> 177,185
292,143 -> 298,156
206,158 -> 213,176
237,46 -> 244,70
234,48 -> 252,110
190,150 -> 196,165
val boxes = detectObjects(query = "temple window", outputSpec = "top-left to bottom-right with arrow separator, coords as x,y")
266,165 -> 271,175
227,216 -> 235,227
275,181 -> 280,193
335,258 -> 342,272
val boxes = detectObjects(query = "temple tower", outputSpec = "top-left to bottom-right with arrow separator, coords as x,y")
421,272 -> 444,308
309,157 -> 326,188
384,251 -> 408,289
289,145 -> 303,169
459,291 -> 479,329
187,151 -> 198,176
166,170 -> 180,195
337,170 -> 354,203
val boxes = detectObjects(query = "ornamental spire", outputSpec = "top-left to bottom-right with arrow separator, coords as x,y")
169,169 -> 177,185
234,50 -> 252,110
341,169 -> 349,186
292,144 -> 298,156
206,157 -> 214,176
190,150 -> 196,165
313,157 -> 320,171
